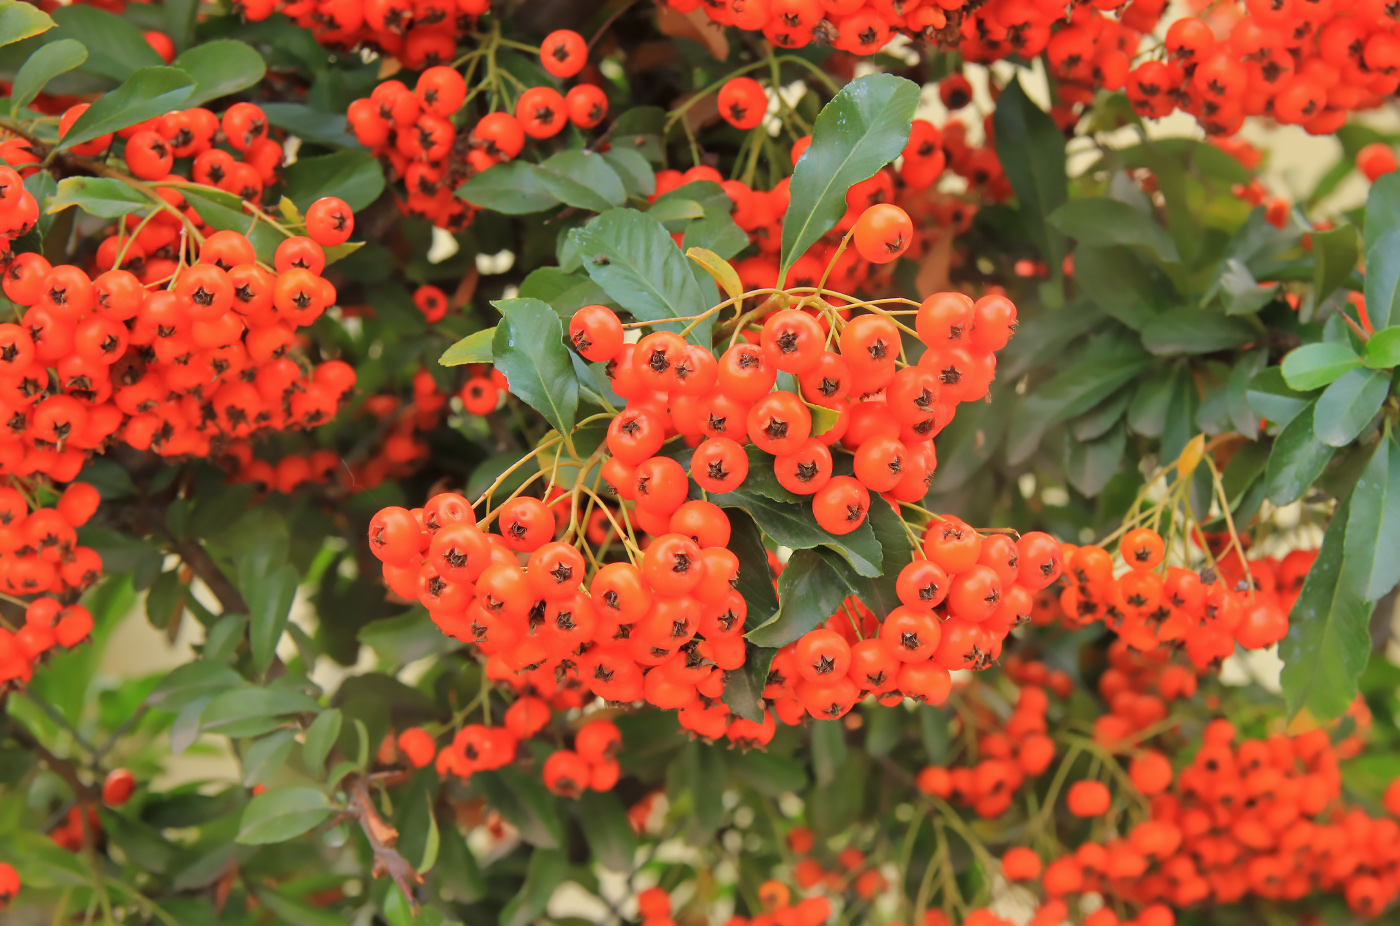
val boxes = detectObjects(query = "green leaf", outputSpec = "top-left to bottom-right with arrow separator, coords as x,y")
58,66 -> 195,151
1139,310 -> 1257,355
1126,372 -> 1174,438
1227,348 -> 1268,435
726,749 -> 807,796
144,568 -> 186,630
1246,366 -> 1313,429
993,77 -> 1067,269
236,786 -> 333,844
242,729 -> 296,787
570,207 -> 713,346
1314,367 -> 1389,447
171,40 -> 266,107
1070,388 -> 1131,441
43,176 -> 152,220
1364,225 -> 1400,333
1281,341 -> 1361,391
248,563 -> 298,677
1365,171 -> 1400,253
499,848 -> 567,926
201,686 -> 319,738
1280,492 -> 1372,721
727,510 -> 777,631
779,73 -> 920,280
602,147 -> 655,198
282,149 -> 384,213
457,162 -> 559,214
440,328 -> 495,366
359,611 -> 444,666
746,549 -> 847,647
472,769 -> 564,848
255,889 -> 345,926
811,719 -> 848,787
1343,433 -> 1400,600
398,782 -> 441,874
1363,326 -> 1400,368
1006,350 -> 1150,464
577,790 -> 639,872
9,38 -> 86,115
48,5 -> 161,81
1065,421 -> 1126,496
536,150 -> 627,212
707,483 -> 883,578
146,661 -> 243,712
491,297 -> 578,435
649,196 -> 705,227
1050,198 -> 1178,263
1311,225 -> 1359,304
720,642 -> 774,724
302,708 -> 342,774
0,0 -> 54,45
1070,246 -> 1169,330
261,102 -> 362,149
1264,401 -> 1336,506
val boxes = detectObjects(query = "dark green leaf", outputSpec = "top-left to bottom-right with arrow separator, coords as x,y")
1070,246 -> 1169,330
236,786 -> 333,844
1051,198 -> 1178,262
780,73 -> 920,279
1280,493 -> 1372,721
1264,401 -> 1336,506
518,267 -> 612,315
1343,433 -> 1400,600
1281,341 -> 1361,391
499,849 -> 567,926
993,77 -> 1067,269
1217,258 -> 1276,316
727,510 -> 777,631
648,196 -> 705,227
48,5 -> 161,81
398,781 -> 441,873
1227,348 -> 1269,435
1365,171 -> 1400,253
302,708 -> 342,774
433,825 -> 485,904
491,297 -> 578,434
1364,226 -> 1400,333
1315,367 -> 1389,447
1070,388 -> 1131,441
726,749 -> 808,795
1006,350 -> 1150,464
146,661 -> 242,711
602,148 -> 655,198
1363,326 -> 1400,369
9,38 -> 86,114
1126,371 -> 1174,438
171,40 -> 265,107
457,162 -> 558,214
144,568 -> 186,630
1246,367 -> 1313,429
746,549 -> 847,647
1065,421 -> 1126,496
1140,310 -> 1257,355
440,328 -> 495,366
261,102 -> 362,149
811,719 -> 848,787
0,0 -> 55,46
1311,225 -> 1359,304
58,66 -> 194,150
473,769 -> 564,848
282,149 -> 384,212
706,484 -> 882,577
570,208 -> 713,346
248,563 -> 298,677
808,751 -> 868,837
358,611 -> 443,666
242,729 -> 296,787
720,643 -> 774,724
99,809 -> 179,874
577,790 -> 639,872
537,150 -> 626,212
255,889 -> 344,926
686,742 -> 726,833
201,686 -> 319,738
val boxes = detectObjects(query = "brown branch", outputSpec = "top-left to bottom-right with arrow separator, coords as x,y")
171,540 -> 248,615
348,776 -> 421,912
7,721 -> 97,802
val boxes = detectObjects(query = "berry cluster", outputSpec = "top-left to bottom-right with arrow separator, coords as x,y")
763,526 -> 1063,723
0,593 -> 97,691
346,32 -> 607,229
1053,528 -> 1300,672
662,0 -> 958,51
236,0 -> 489,67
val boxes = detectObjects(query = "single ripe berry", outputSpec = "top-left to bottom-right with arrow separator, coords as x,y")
397,727 -> 437,768
1067,779 -> 1112,817
718,77 -> 767,130
102,768 -> 136,806
852,204 -> 913,264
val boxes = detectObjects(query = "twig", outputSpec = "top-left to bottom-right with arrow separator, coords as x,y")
347,776 -> 422,911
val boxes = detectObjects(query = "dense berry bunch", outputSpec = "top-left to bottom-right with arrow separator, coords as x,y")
662,0 -> 963,51
235,0 -> 489,66
1052,529 -> 1305,671
345,32 -> 606,229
